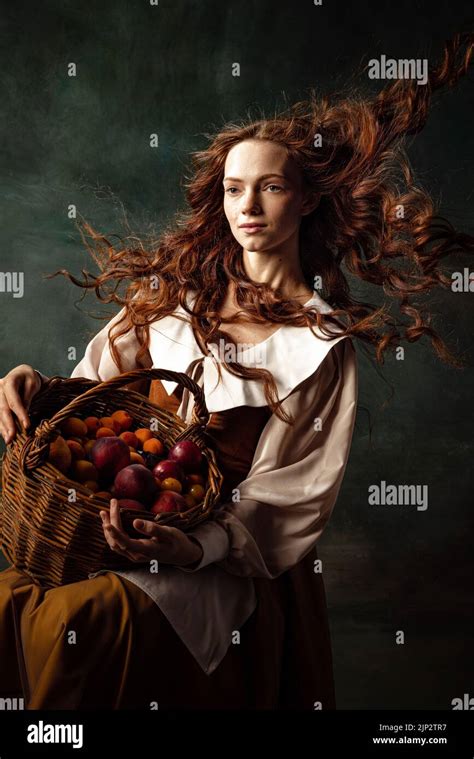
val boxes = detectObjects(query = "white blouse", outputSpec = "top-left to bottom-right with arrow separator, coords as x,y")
64,290 -> 358,675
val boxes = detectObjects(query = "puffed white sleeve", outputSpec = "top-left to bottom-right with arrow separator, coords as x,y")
178,337 -> 358,579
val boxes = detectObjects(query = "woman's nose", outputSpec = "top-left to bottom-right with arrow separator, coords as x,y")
241,193 -> 261,214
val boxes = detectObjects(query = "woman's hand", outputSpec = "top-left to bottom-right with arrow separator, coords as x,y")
0,365 -> 42,444
101,499 -> 204,567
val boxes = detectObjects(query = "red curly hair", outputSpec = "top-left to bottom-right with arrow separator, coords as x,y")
49,32 -> 474,424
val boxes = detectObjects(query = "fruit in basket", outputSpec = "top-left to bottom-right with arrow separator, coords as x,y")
69,436 -> 86,445
130,451 -> 146,465
84,439 -> 96,458
113,464 -> 158,504
96,426 -> 116,438
111,410 -> 133,432
143,438 -> 165,456
48,435 -> 72,474
160,477 -> 182,493
151,490 -> 187,514
85,416 -> 101,436
168,440 -> 203,473
188,483 -> 205,502
70,459 -> 99,483
100,416 -> 121,434
66,440 -> 86,460
187,473 -> 205,486
60,417 -> 88,438
135,428 -> 154,446
84,480 -> 99,492
94,490 -> 112,500
91,437 -> 131,479
119,431 -> 139,449
152,459 -> 184,484
117,498 -> 146,511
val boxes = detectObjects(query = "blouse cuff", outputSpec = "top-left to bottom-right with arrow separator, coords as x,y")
176,520 -> 230,572
34,370 -> 51,392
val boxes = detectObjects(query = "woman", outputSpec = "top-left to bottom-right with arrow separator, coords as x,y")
0,33 -> 472,710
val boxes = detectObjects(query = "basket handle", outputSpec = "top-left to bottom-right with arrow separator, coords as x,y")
19,367 -> 209,473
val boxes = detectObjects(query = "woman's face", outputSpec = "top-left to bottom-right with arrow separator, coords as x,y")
222,139 -> 319,254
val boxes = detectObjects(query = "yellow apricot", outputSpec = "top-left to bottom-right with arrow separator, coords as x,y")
160,477 -> 182,493
130,451 -> 146,465
135,428 -> 154,445
60,417 -> 88,438
84,416 -> 101,436
70,459 -> 99,483
66,440 -> 86,460
96,427 -> 116,439
111,410 -> 133,432
48,435 -> 72,474
143,438 -> 165,455
99,417 -> 121,434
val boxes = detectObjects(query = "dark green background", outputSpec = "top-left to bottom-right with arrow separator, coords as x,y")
0,0 -> 473,709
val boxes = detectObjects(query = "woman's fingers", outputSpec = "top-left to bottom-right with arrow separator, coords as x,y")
109,499 -> 125,533
0,390 -> 25,443
0,373 -> 35,442
133,518 -> 172,544
101,502 -> 153,561
101,514 -> 147,560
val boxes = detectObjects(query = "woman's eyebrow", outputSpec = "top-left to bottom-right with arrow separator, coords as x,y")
222,173 -> 288,183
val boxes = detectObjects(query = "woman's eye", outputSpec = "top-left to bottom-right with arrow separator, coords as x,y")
225,185 -> 283,194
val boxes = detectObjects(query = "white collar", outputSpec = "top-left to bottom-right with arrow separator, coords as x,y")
148,290 -> 349,413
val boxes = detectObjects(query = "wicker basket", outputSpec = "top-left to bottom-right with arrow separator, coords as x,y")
0,368 -> 223,588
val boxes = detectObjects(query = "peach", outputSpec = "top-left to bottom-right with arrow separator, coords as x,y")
84,480 -> 99,492
152,459 -> 184,484
151,490 -> 187,514
91,437 -> 131,480
113,464 -> 158,505
168,440 -> 203,473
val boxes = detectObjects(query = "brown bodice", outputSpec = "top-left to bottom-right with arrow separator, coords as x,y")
145,378 -> 272,503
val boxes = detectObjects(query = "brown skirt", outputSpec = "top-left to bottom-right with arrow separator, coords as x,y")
0,547 -> 336,710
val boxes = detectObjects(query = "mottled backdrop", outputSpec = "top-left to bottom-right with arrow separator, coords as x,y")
0,0 -> 472,709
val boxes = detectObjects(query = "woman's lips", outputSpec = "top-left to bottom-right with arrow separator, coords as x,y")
240,225 -> 266,233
